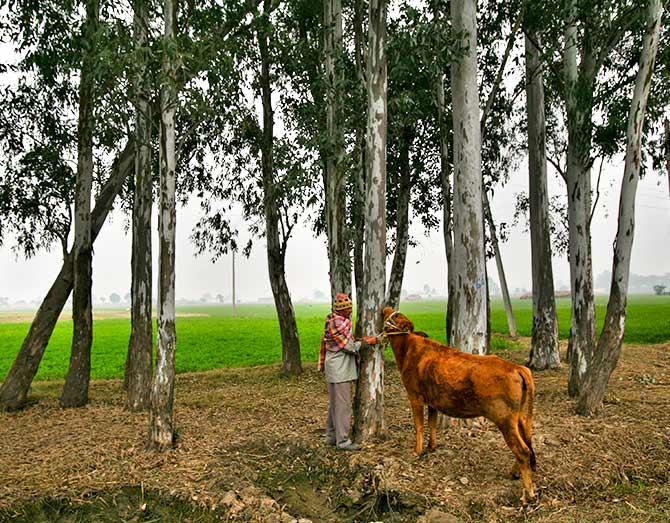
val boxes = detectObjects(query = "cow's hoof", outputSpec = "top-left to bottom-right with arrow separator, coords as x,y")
510,465 -> 520,480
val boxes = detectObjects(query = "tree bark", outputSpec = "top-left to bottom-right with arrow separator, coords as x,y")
386,126 -> 412,309
483,193 -> 517,337
353,0 -> 387,443
564,2 -> 596,397
353,127 -> 366,338
0,143 -> 134,411
353,0 -> 366,338
525,32 -> 560,370
148,0 -> 178,450
576,0 -> 661,416
125,0 -> 153,412
257,0 -> 302,376
324,0 -> 351,300
60,0 -> 99,408
449,0 -> 487,355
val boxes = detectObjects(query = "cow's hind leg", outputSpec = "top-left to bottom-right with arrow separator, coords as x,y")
427,406 -> 438,451
499,417 -> 535,504
410,400 -> 425,455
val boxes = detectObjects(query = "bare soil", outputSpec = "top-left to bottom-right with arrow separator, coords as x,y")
1,340 -> 669,522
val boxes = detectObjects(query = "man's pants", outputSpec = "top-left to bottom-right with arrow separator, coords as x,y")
326,381 -> 353,444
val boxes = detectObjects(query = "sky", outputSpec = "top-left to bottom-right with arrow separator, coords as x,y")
0,22 -> 669,307
1,153 -> 668,306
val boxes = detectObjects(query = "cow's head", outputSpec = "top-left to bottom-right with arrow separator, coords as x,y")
382,307 -> 414,334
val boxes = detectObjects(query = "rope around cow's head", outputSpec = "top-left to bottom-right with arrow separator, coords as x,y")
376,310 -> 412,345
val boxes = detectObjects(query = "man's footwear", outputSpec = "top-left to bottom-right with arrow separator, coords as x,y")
336,439 -> 361,451
324,435 -> 336,446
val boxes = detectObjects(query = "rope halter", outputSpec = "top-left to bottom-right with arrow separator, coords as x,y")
378,310 -> 412,344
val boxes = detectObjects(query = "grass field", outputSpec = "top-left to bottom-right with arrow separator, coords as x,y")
0,295 -> 668,381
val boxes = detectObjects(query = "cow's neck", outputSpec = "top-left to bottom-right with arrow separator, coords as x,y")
388,334 -> 412,370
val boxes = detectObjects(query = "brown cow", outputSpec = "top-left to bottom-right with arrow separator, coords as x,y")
382,307 -> 536,503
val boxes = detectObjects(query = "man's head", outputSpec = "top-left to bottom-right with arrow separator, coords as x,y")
333,293 -> 353,318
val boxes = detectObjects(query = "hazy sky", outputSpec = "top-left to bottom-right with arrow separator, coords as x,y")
1,154 -> 668,305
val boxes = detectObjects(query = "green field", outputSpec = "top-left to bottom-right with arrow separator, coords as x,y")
0,295 -> 668,382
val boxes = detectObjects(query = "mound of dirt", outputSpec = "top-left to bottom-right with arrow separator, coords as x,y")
1,341 -> 669,522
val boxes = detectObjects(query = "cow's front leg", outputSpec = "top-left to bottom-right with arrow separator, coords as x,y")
410,401 -> 425,455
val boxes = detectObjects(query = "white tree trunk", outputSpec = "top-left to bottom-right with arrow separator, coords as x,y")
60,0 -> 99,408
577,0 -> 662,415
525,32 -> 560,370
324,0 -> 351,300
449,0 -> 487,355
353,0 -> 386,443
564,1 -> 596,396
126,0 -> 153,412
149,0 -> 178,450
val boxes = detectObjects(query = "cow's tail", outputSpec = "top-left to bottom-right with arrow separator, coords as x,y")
518,366 -> 536,471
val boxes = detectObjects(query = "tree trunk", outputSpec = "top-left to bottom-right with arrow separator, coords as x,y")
125,0 -> 153,412
449,0 -> 487,355
436,74 -> 455,343
353,127 -> 366,338
577,0 -> 661,416
60,0 -> 99,408
0,143 -> 134,411
386,126 -> 412,309
484,193 -> 517,337
148,0 -> 178,450
353,0 -> 366,338
564,4 -> 596,396
324,0 -> 351,300
525,32 -> 560,370
353,0 -> 387,443
257,0 -> 302,376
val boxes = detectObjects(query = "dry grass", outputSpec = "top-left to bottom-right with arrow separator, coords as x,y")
1,340 -> 669,522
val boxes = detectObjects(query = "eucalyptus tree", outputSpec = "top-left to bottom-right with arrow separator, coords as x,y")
324,0 -> 352,300
190,0 -> 316,377
353,0 -> 387,443
449,0 -> 487,354
524,6 -> 560,370
59,0 -> 100,408
148,0 -> 179,450
576,0 -> 663,415
0,0 -> 134,410
125,0 -> 155,412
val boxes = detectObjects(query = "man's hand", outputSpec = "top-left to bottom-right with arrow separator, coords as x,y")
362,335 -> 378,346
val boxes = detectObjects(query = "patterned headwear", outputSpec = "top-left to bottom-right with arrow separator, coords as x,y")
333,293 -> 353,311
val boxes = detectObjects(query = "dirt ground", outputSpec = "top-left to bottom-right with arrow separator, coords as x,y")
1,340 -> 669,522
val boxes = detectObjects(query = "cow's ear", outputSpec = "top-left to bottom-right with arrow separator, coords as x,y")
382,306 -> 394,319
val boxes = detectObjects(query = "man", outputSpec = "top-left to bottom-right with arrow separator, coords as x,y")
319,293 -> 378,450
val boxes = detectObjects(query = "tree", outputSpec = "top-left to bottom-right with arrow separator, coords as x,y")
324,0 -> 352,300
0,145 -> 134,411
577,0 -> 662,415
353,0 -> 387,443
258,0 -> 302,376
109,293 -> 121,304
149,0 -> 179,450
525,24 -> 560,370
125,0 -> 154,412
449,0 -> 487,355
59,0 -> 99,409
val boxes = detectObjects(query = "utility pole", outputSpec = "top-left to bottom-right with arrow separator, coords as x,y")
665,118 -> 669,200
232,249 -> 236,316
